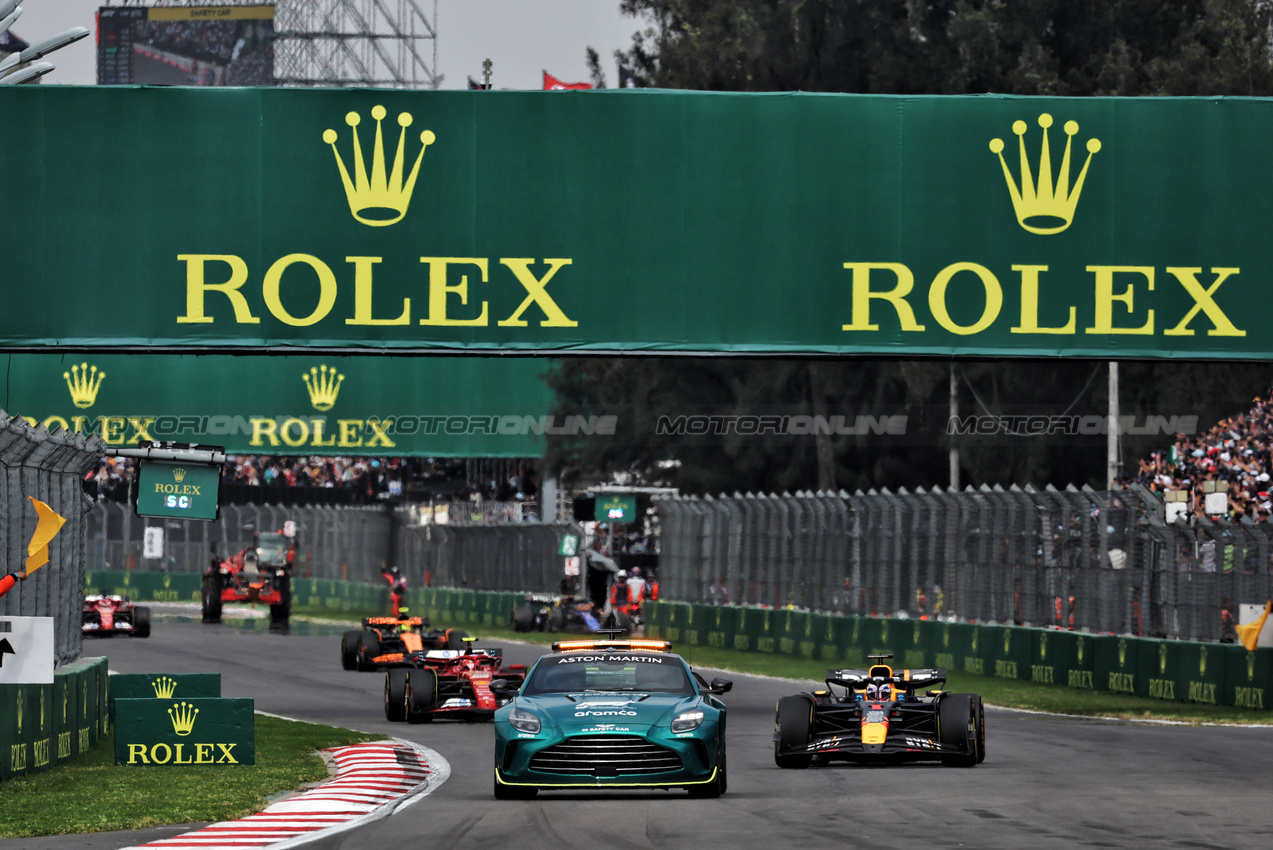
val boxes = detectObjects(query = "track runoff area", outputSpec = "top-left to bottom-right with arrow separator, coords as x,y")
71,619 -> 1273,850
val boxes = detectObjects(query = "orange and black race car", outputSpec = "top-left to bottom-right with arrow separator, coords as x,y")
774,654 -> 985,768
384,637 -> 527,723
340,612 -> 470,671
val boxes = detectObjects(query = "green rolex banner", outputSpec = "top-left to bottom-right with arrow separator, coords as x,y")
115,698 -> 255,766
108,673 -> 221,720
2,87 -> 1271,359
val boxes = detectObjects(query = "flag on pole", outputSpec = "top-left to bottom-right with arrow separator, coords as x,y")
26,497 -> 66,573
1236,599 -> 1272,651
543,71 -> 590,90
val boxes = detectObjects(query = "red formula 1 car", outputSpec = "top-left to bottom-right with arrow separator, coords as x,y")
82,594 -> 151,638
202,531 -> 295,629
340,613 -> 470,671
383,638 -> 526,723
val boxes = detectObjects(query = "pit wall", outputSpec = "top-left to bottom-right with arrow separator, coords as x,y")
0,656 -> 109,781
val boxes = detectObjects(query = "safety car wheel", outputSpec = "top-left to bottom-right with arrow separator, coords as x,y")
340,631 -> 361,670
494,772 -> 538,800
357,631 -> 381,671
405,668 -> 437,723
385,669 -> 407,722
512,605 -> 536,632
201,571 -> 223,624
939,693 -> 979,767
132,606 -> 151,638
774,696 -> 814,769
689,737 -> 727,798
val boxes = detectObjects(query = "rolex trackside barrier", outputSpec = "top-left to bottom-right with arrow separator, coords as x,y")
0,656 -> 109,781
644,601 -> 1271,711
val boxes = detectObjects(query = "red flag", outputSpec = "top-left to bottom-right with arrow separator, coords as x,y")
543,71 -> 591,91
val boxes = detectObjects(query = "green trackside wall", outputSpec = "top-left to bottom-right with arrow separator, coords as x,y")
0,656 -> 109,781
84,571 -> 391,613
642,601 -> 1272,712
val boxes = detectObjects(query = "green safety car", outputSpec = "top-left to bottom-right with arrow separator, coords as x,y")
491,636 -> 733,799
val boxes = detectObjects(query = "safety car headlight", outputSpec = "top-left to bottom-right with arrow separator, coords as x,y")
508,707 -> 541,734
671,709 -> 704,733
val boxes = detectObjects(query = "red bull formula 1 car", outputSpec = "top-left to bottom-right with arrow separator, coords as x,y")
82,594 -> 151,638
340,613 -> 470,671
774,654 -> 985,768
383,637 -> 527,723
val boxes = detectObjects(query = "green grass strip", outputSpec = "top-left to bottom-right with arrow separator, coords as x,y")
294,604 -> 1273,726
1,714 -> 383,839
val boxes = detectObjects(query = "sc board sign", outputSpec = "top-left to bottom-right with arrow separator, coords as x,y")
134,461 -> 221,521
595,494 -> 637,523
0,617 -> 55,684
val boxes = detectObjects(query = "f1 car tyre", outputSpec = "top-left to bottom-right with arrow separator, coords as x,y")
939,693 -> 980,767
975,694 -> 986,764
774,696 -> 814,769
494,772 -> 538,800
385,669 -> 408,722
546,607 -> 565,632
357,631 -> 381,671
201,571 -> 223,624
511,605 -> 537,633
132,606 -> 151,638
405,668 -> 437,723
688,737 -> 727,798
445,629 -> 470,651
340,631 -> 361,670
269,573 -> 291,627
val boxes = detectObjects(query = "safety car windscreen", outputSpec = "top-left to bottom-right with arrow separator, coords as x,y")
524,654 -> 694,695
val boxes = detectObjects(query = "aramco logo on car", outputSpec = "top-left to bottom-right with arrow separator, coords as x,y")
114,697 -> 255,766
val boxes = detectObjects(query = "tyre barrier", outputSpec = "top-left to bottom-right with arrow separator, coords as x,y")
0,656 -> 109,781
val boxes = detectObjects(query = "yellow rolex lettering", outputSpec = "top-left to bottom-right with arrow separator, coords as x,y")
196,743 -> 214,764
310,419 -> 337,447
216,743 -> 238,763
1011,264 -> 1076,334
177,254 -> 260,324
42,416 -> 70,433
498,258 -> 578,327
841,262 -> 926,332
1163,267 -> 1244,337
337,420 -> 364,447
346,256 -> 410,326
127,743 -> 149,764
263,254 -> 338,327
101,417 -> 127,445
1086,266 -> 1154,334
928,262 -> 1003,335
250,418 -> 279,447
366,418 -> 396,448
279,418 -> 310,447
420,257 -> 489,326
173,743 -> 193,765
150,743 -> 172,764
128,417 -> 157,443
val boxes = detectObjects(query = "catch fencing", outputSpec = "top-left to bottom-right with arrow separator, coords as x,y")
656,485 -> 1273,643
0,413 -> 106,666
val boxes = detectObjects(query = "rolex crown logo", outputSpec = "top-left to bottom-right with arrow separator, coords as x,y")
152,676 -> 178,699
172,468 -> 187,483
323,105 -> 436,227
64,362 -> 105,408
168,701 -> 199,736
303,365 -> 344,411
990,113 -> 1100,235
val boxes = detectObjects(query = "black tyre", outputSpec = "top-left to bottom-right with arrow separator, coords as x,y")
357,631 -> 381,671
974,694 -> 986,764
939,693 -> 979,767
689,737 -> 727,798
546,607 -> 565,632
340,631 -> 361,670
201,571 -> 223,624
445,629 -> 470,651
512,605 -> 536,633
385,669 -> 407,722
269,572 -> 291,627
494,771 -> 538,800
132,606 -> 151,638
774,696 -> 814,769
405,668 -> 437,723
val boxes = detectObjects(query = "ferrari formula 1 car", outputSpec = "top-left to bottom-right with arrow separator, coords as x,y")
82,594 -> 151,638
202,531 -> 295,628
383,637 -> 527,723
340,613 -> 470,671
773,654 -> 985,768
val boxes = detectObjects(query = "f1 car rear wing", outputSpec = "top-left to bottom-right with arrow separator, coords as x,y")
825,667 -> 948,691
364,616 -> 425,628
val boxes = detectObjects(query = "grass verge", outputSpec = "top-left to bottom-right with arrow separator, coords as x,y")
1,714 -> 383,839
291,604 -> 1273,726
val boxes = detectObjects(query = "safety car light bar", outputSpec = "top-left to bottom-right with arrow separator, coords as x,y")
552,638 -> 673,653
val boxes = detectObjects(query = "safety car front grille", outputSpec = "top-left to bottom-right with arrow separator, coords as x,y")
529,735 -> 682,775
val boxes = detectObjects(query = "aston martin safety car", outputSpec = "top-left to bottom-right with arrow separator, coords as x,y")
492,635 -> 733,799
82,594 -> 151,638
340,612 -> 470,671
383,637 -> 526,722
773,654 -> 984,768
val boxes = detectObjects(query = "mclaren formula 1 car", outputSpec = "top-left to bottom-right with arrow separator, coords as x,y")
492,634 -> 733,799
773,654 -> 984,768
82,594 -> 151,638
340,613 -> 469,671
383,637 -> 527,723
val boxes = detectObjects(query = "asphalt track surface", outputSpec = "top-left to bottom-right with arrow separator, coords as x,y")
10,618 -> 1273,850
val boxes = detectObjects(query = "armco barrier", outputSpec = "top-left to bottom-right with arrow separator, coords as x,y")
643,602 -> 1272,711
0,656 -> 109,781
